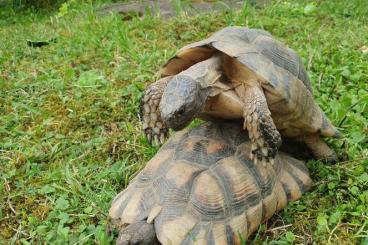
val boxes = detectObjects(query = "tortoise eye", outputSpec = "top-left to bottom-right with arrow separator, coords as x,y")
177,107 -> 185,115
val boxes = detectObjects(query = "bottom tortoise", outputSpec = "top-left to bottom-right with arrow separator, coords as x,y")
109,122 -> 312,244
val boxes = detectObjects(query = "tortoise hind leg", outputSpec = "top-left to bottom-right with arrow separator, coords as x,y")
242,86 -> 282,165
303,134 -> 338,163
140,76 -> 172,145
117,221 -> 159,245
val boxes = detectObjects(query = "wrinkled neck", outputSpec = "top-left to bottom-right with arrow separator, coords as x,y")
179,54 -> 223,88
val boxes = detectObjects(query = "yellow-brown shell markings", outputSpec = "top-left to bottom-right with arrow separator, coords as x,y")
109,122 -> 312,244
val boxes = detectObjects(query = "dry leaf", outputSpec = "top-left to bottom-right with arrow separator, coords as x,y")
359,46 -> 368,53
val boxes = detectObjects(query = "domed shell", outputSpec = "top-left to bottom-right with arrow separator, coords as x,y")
161,26 -> 313,93
109,122 -> 312,244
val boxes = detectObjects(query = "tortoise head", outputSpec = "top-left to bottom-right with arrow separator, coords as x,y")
160,75 -> 209,131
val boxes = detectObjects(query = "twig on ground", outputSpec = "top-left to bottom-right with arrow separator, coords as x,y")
7,199 -> 17,215
337,157 -> 368,165
266,224 -> 292,232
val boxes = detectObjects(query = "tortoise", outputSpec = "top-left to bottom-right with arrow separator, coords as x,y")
140,26 -> 341,164
109,122 -> 312,244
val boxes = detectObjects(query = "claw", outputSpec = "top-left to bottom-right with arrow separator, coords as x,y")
250,152 -> 254,160
256,149 -> 263,159
147,133 -> 152,144
261,148 -> 268,157
159,133 -> 165,144
253,130 -> 260,140
243,122 -> 247,130
269,158 -> 275,165
252,121 -> 258,135
247,115 -> 252,123
154,135 -> 160,146
258,138 -> 265,148
143,96 -> 150,103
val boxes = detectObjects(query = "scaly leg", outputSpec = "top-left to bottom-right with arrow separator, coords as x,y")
140,76 -> 172,145
303,134 -> 337,163
243,86 -> 282,165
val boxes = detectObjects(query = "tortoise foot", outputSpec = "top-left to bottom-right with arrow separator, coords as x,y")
143,126 -> 168,146
303,134 -> 338,164
321,152 -> 338,164
140,77 -> 171,145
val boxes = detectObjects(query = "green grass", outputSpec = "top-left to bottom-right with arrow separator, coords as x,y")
0,0 -> 367,244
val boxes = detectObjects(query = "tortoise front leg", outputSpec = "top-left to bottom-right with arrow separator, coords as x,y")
140,76 -> 172,145
242,86 -> 282,165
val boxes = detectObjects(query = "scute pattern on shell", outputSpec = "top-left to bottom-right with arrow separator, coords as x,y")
168,27 -> 312,92
109,122 -> 312,244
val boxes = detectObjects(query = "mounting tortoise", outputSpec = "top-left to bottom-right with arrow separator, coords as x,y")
140,26 -> 341,164
109,122 -> 312,244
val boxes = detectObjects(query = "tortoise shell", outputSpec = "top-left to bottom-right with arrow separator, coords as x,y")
109,122 -> 312,244
159,26 -> 340,139
161,27 -> 312,92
